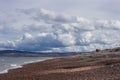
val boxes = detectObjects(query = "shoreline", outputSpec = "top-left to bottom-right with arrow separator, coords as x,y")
0,57 -> 53,74
0,48 -> 120,80
0,65 -> 22,74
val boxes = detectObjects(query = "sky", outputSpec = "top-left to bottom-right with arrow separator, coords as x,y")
0,0 -> 120,52
0,0 -> 120,19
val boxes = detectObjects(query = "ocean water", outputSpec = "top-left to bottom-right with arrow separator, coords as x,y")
0,57 -> 52,74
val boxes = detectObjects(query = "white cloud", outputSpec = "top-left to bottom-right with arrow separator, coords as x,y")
0,25 -> 4,31
0,41 -> 15,50
58,33 -> 75,46
0,8 -> 120,52
22,33 -> 33,40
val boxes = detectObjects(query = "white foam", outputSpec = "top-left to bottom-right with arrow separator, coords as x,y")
0,64 -> 22,74
10,64 -> 22,69
0,70 -> 8,74
0,57 -> 53,74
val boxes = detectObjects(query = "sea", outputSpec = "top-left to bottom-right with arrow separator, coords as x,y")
0,56 -> 52,74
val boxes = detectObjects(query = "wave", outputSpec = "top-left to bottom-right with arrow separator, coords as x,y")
0,64 -> 22,74
0,57 -> 53,74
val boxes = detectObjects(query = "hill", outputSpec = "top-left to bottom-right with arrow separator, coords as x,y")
0,50 -> 82,57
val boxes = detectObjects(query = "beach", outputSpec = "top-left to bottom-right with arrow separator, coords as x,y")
0,47 -> 120,80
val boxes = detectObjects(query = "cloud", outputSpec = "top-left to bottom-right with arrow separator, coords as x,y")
0,41 -> 15,50
0,8 -> 120,52
14,33 -> 64,52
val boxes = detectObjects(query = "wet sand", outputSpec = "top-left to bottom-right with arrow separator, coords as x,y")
0,47 -> 120,80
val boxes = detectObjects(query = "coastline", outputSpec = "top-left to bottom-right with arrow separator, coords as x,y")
0,57 -> 53,74
0,65 -> 22,74
0,48 -> 120,80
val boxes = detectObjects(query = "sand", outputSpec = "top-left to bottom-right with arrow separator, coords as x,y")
0,47 -> 120,80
